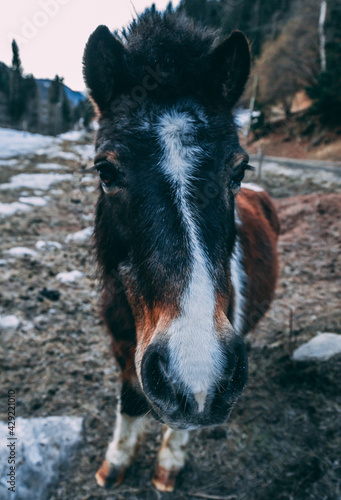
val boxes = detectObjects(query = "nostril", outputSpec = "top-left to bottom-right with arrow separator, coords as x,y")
214,336 -> 248,401
143,351 -> 167,397
141,346 -> 178,411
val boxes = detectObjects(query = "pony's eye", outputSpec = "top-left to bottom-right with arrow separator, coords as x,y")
231,164 -> 246,184
230,163 -> 246,188
95,161 -> 123,189
230,162 -> 254,192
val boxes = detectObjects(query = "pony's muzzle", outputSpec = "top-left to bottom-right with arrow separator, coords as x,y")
140,335 -> 248,429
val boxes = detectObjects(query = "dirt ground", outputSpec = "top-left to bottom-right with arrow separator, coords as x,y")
245,127 -> 341,162
0,136 -> 341,500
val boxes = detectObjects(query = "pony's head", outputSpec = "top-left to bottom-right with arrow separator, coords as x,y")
84,8 -> 250,429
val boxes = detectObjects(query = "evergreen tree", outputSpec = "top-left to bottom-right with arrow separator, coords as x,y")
0,63 -> 10,97
83,98 -> 95,128
307,0 -> 341,125
62,92 -> 71,131
178,0 -> 293,55
9,39 -> 26,124
11,40 -> 22,75
47,75 -> 63,134
24,75 -> 39,131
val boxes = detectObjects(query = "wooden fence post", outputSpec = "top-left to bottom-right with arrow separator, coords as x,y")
257,147 -> 263,182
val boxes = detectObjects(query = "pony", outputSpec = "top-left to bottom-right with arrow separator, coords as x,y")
83,6 -> 279,492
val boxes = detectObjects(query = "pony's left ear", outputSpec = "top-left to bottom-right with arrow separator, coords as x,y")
83,25 -> 128,112
208,31 -> 250,107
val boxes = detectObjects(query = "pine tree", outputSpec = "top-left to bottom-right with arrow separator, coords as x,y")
83,98 -> 95,128
11,40 -> 22,75
24,75 -> 39,131
47,75 -> 63,134
9,39 -> 26,124
307,0 -> 341,125
61,92 -> 71,131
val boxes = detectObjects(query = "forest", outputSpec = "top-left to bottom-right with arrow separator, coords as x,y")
0,40 -> 94,135
179,0 -> 341,129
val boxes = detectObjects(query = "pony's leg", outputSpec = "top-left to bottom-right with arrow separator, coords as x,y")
96,406 -> 146,488
96,372 -> 150,488
96,293 -> 150,488
153,426 -> 189,492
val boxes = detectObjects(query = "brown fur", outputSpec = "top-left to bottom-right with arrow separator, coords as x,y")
235,187 -> 280,334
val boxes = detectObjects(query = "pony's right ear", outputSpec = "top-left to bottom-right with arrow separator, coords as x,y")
83,25 -> 128,112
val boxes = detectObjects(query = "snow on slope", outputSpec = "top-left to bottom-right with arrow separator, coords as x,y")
0,173 -> 73,191
0,128 -> 60,159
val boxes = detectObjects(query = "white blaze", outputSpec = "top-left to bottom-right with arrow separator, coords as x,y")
157,110 -> 223,408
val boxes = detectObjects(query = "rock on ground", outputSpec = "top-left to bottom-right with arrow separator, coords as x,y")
35,240 -> 62,251
56,270 -> 84,283
0,416 -> 83,500
65,226 -> 93,244
7,247 -> 38,258
292,333 -> 341,362
0,315 -> 20,331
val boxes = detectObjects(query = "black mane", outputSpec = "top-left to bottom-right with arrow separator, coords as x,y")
116,7 -> 220,101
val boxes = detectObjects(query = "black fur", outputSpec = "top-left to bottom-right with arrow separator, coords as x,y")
83,7 -> 250,109
121,381 -> 150,417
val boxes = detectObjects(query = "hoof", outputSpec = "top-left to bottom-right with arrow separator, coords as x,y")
152,465 -> 179,492
95,459 -> 126,489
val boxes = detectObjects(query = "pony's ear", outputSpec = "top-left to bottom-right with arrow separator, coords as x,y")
83,25 -> 128,112
208,31 -> 250,107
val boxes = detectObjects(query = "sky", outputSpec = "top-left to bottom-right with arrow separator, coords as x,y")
0,0 -> 181,92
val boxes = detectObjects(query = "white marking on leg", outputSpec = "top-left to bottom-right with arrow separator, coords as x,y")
157,425 -> 189,472
105,409 -> 145,468
157,110 -> 223,408
230,208 -> 247,335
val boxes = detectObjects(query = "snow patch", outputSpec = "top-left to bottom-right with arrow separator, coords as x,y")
57,151 -> 78,161
241,182 -> 264,192
19,196 -> 48,207
36,163 -> 63,170
81,175 -> 95,184
72,144 -> 94,161
0,127 -> 59,159
0,159 -> 18,167
59,130 -> 85,141
0,416 -> 83,500
50,189 -> 63,196
7,247 -> 38,258
0,173 -> 72,191
56,270 -> 84,283
0,202 -> 32,216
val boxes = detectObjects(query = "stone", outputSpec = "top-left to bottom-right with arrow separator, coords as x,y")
56,270 -> 84,283
35,240 -> 62,251
65,226 -> 93,244
292,333 -> 341,362
0,315 -> 20,331
0,416 -> 83,500
7,247 -> 38,258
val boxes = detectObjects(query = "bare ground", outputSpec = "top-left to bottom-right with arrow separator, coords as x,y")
245,129 -> 341,163
0,140 -> 341,500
